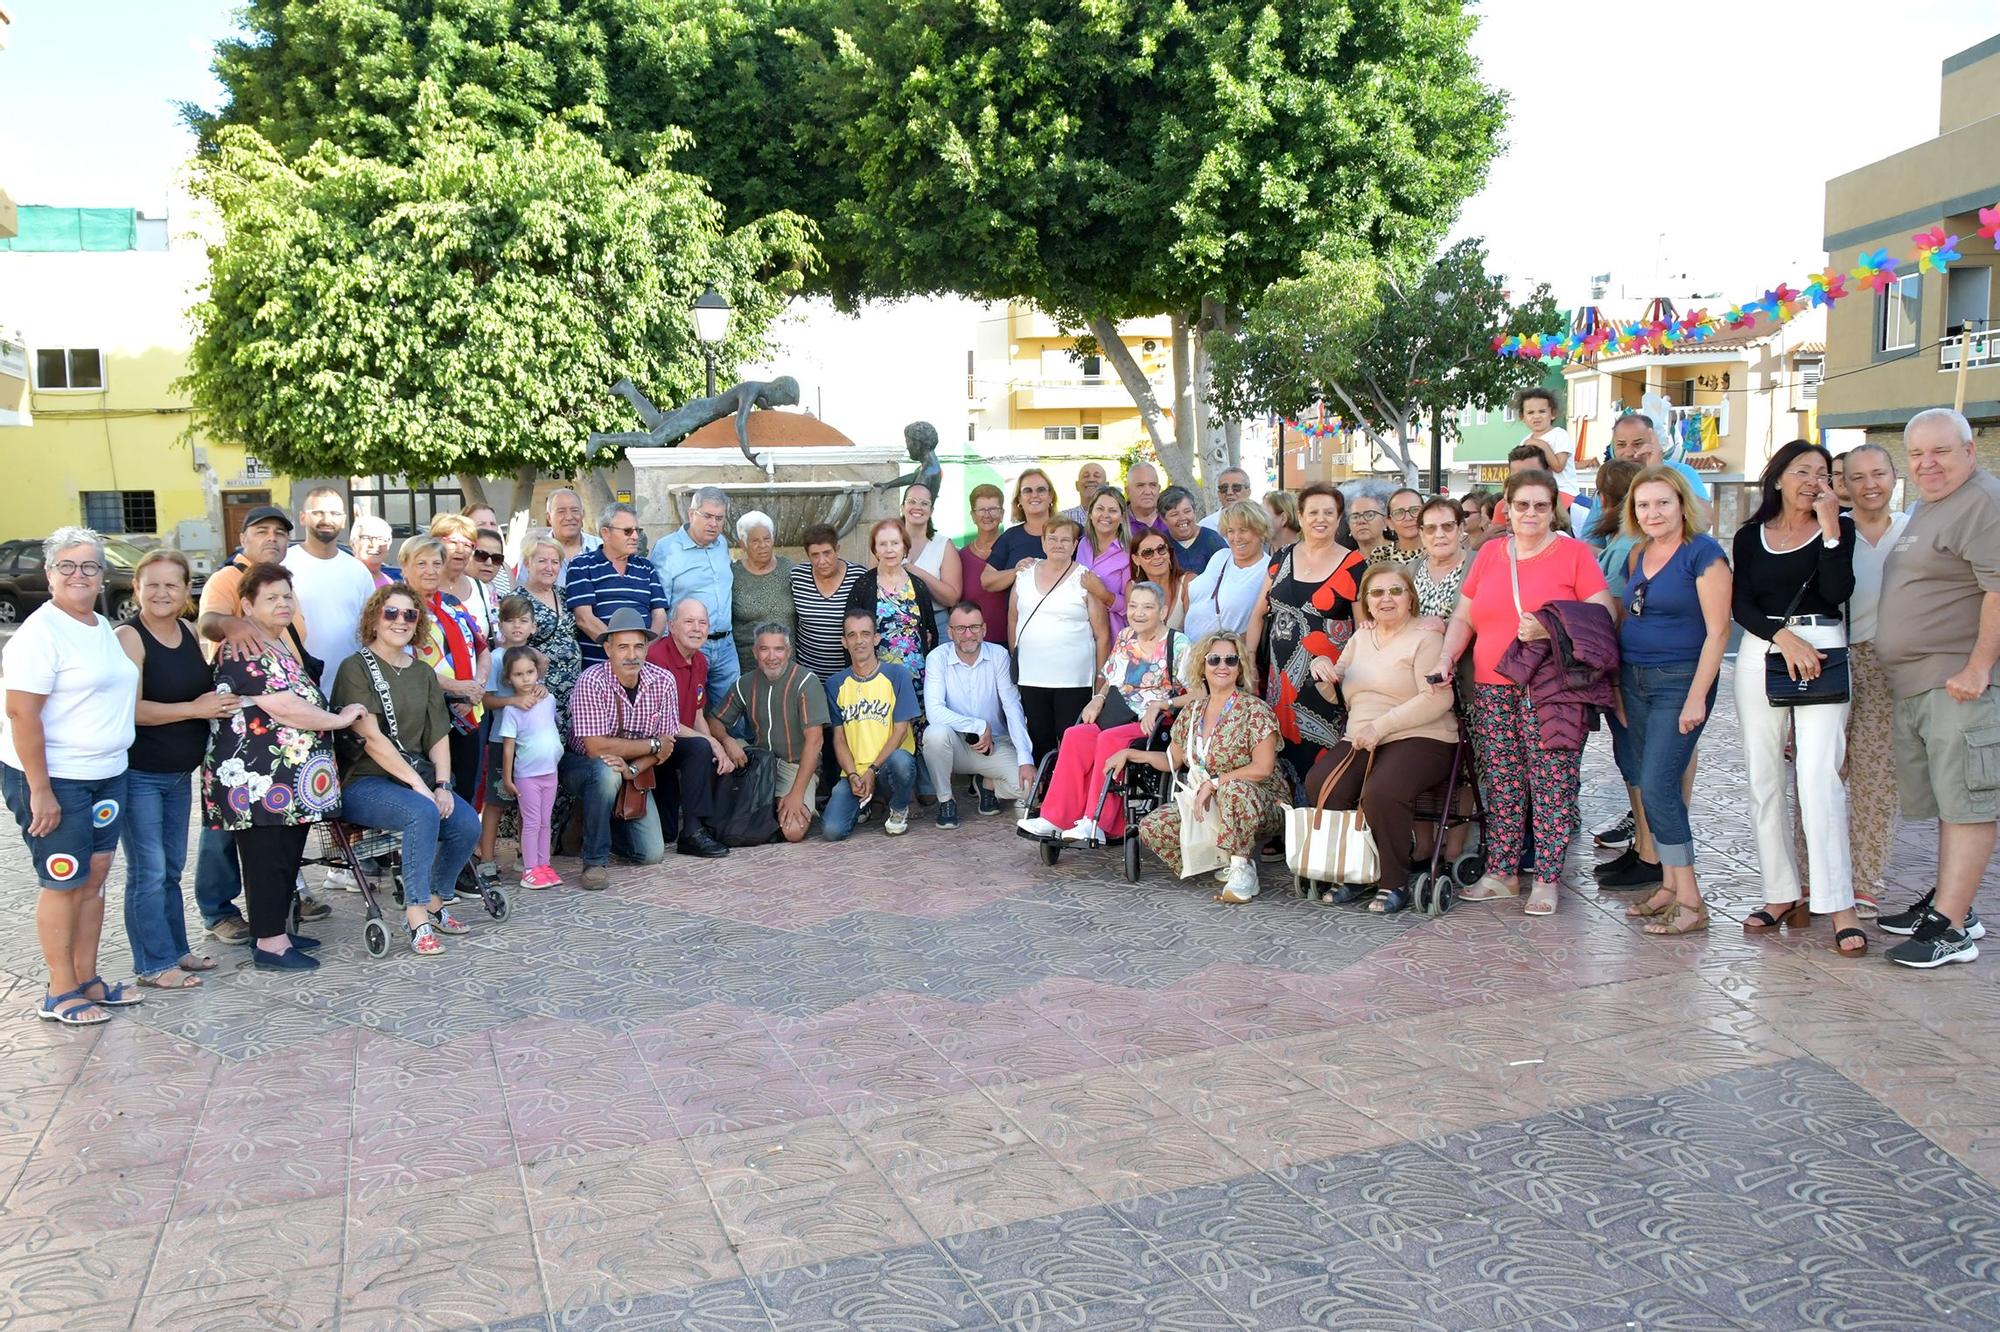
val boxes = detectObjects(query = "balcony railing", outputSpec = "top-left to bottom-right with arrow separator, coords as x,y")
1939,328 -> 1998,373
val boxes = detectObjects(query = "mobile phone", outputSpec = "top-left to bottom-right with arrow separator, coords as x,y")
1425,672 -> 1448,685
959,730 -> 982,744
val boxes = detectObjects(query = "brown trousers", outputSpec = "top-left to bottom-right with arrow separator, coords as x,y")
1304,737 -> 1459,890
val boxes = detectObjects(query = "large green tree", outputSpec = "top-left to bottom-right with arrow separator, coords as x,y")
1208,238 -> 1560,485
181,86 -> 814,493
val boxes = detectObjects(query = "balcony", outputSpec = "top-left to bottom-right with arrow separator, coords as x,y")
1939,328 -> 1998,373
1014,374 -> 1163,412
1007,306 -> 1173,342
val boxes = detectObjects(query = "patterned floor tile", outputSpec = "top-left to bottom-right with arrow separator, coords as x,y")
753,1243 -> 991,1331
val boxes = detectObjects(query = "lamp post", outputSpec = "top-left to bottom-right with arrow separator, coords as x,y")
692,286 -> 732,397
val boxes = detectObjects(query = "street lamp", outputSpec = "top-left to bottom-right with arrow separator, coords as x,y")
692,286 -> 732,396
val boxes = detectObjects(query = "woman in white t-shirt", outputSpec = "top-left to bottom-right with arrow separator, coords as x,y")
0,527 -> 143,1026
1010,516 -> 1111,762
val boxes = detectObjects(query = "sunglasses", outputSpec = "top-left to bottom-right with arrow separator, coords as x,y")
606,524 -> 641,536
1136,544 -> 1169,558
473,550 -> 505,565
1420,522 -> 1459,534
1205,653 -> 1240,667
380,606 -> 420,623
1510,500 -> 1553,514
1628,582 -> 1648,618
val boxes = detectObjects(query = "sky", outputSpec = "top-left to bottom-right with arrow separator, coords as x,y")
4,1 -> 1998,317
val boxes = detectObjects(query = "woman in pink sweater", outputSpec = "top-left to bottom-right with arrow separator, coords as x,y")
1301,563 -> 1459,914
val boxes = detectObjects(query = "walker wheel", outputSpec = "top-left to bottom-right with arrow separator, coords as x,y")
1123,837 -> 1141,883
1294,873 -> 1313,900
363,919 -> 389,958
1451,852 -> 1485,887
286,897 -> 303,936
1038,840 -> 1061,867
1425,875 -> 1457,918
486,886 -> 511,922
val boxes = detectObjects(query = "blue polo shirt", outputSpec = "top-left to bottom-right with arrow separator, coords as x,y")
649,526 -> 734,631
565,549 -> 669,663
1169,526 -> 1227,573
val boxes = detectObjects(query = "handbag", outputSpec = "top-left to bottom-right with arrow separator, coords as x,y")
1282,748 -> 1381,886
1171,766 -> 1230,879
1762,569 -> 1850,708
357,649 -> 437,788
714,747 -> 781,846
1009,561 -> 1078,685
610,685 -> 658,821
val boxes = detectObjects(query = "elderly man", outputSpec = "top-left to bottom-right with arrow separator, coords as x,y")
921,602 -> 1036,828
825,611 -> 919,840
1061,462 -> 1108,526
542,487 -> 600,584
1160,487 -> 1227,573
650,485 -> 739,705
1876,408 -> 2000,968
559,608 -> 679,887
566,501 -> 668,665
1125,462 -> 1167,537
1610,412 -> 1712,530
642,599 -> 738,857
352,513 -> 396,588
713,622 -> 828,842
1198,468 -> 1254,531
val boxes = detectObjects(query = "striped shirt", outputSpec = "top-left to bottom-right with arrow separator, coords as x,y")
565,550 -> 669,664
714,661 -> 828,764
789,560 -> 864,681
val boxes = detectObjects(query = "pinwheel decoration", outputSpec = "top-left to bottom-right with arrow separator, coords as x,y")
1804,270 -> 1848,308
1980,206 -> 2000,245
1853,249 -> 1900,294
1914,230 -> 1960,274
1723,304 -> 1757,332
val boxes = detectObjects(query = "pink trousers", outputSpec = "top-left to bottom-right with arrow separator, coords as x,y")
1039,722 -> 1146,836
515,771 -> 557,871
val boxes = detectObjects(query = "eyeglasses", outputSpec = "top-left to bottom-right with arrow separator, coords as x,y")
53,560 -> 104,577
380,606 -> 420,623
1218,483 -> 1249,494
473,550 -> 505,565
1366,587 -> 1407,598
1419,522 -> 1459,534
1136,545 -> 1169,559
1205,653 -> 1240,667
1389,506 -> 1422,519
607,525 -> 640,536
1510,500 -> 1553,514
948,622 -> 985,633
1628,582 -> 1648,618
1349,510 -> 1384,522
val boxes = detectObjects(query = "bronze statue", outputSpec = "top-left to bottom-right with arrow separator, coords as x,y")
586,375 -> 801,467
877,421 -> 942,498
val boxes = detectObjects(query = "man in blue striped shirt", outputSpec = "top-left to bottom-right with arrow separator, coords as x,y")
566,501 -> 669,664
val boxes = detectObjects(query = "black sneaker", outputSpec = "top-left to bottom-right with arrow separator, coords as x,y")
1887,910 -> 1981,969
1880,891 -> 1985,939
1594,813 -> 1635,849
975,780 -> 1000,816
1596,857 -> 1664,892
937,799 -> 960,829
1592,847 -> 1641,881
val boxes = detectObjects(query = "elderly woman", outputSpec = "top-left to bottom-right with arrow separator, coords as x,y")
116,549 -> 238,991
1079,486 -> 1134,636
515,537 -> 584,735
1412,497 -> 1470,620
332,583 -> 483,954
902,483 -> 963,642
1119,630 -> 1288,903
429,513 -> 495,640
1302,564 -> 1459,913
1264,491 -> 1302,552
399,535 -> 489,802
1011,515 -> 1111,762
203,563 -> 367,972
1018,581 -> 1189,844
1441,467 -> 1617,916
956,483 -> 1012,633
1187,501 -> 1274,640
1248,484 -> 1365,778
848,518 -> 941,699
1,528 -> 144,1024
352,514 -> 396,588
730,510 -> 796,678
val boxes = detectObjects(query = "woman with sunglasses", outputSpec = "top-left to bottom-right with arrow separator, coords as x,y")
1247,483 -> 1365,778
1440,468 -> 1615,916
1603,467 -> 1732,934
1120,631 -> 1287,903
1128,528 -> 1189,629
980,468 -> 1057,597
1303,564 -> 1459,913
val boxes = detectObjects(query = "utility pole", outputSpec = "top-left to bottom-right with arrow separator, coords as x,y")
1429,409 -> 1444,493
1276,417 -> 1287,491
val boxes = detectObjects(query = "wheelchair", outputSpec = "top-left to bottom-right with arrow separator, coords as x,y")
1017,712 -> 1175,883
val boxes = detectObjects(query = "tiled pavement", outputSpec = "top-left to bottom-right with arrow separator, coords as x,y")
3,671 -> 2000,1330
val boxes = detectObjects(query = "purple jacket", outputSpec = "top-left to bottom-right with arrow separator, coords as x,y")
1496,600 -> 1620,751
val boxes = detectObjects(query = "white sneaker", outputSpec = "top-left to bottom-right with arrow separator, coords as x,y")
1017,816 -> 1060,839
1061,818 -> 1105,846
1213,865 -> 1233,883
885,808 -> 910,836
322,868 -> 360,893
1219,861 -> 1261,903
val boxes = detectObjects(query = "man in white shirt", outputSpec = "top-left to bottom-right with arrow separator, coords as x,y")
282,486 -> 378,692
541,487 -> 601,586
1198,468 -> 1254,531
921,602 -> 1037,828
1610,413 -> 1713,531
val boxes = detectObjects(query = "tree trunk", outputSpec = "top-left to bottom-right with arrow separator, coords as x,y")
1193,297 -> 1238,495
1171,313 -> 1195,470
511,463 -> 540,520
1089,314 -> 1195,489
455,471 -> 488,506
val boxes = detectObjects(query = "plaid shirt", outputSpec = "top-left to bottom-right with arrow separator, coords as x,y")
565,662 -> 678,754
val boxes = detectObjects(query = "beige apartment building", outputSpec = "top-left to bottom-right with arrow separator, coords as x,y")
1821,32 -> 2000,462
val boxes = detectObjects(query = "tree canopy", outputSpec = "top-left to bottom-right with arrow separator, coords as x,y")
181,87 -> 814,483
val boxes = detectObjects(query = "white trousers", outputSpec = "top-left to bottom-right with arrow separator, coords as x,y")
920,727 -> 1028,802
1734,627 -> 1854,912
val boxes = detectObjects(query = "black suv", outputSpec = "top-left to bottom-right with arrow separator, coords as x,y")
0,537 -> 205,626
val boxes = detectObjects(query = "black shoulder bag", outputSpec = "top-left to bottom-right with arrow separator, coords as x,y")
358,649 -> 440,785
1762,571 -> 1849,708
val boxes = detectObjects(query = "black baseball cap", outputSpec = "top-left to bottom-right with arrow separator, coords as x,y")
241,505 -> 294,532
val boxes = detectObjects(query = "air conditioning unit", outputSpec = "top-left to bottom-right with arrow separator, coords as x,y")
1142,339 -> 1158,354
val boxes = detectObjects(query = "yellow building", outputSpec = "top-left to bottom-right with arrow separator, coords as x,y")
1821,31 -> 2000,461
0,207 -> 279,562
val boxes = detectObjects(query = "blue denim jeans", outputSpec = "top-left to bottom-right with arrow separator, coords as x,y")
339,776 -> 482,906
1613,662 -> 1715,867
119,769 -> 196,975
703,636 -> 741,716
558,752 -> 667,867
194,822 -> 243,926
822,749 -> 917,841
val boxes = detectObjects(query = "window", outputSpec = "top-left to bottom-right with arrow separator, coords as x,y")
1041,426 -> 1078,441
1796,356 -> 1823,402
1081,425 -> 1100,441
1878,272 -> 1920,352
1080,353 -> 1103,381
348,475 -> 465,538
33,347 -> 104,390
1475,408 -> 1488,427
1946,265 -> 1992,335
966,423 -> 976,441
81,490 -> 158,534
1502,405 -> 1516,423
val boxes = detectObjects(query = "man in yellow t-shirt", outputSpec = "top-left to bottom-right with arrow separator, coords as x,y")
824,611 -> 918,841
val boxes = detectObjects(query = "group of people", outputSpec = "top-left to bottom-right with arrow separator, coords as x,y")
3,406 -> 1995,1022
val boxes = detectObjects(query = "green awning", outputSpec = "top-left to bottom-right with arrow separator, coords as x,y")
0,206 -> 138,252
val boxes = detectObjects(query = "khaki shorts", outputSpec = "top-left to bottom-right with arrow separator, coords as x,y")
775,759 -> 819,811
1894,685 -> 2000,824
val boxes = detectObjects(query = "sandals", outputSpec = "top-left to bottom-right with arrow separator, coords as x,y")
1643,903 -> 1710,936
1367,887 -> 1410,915
408,922 -> 445,956
1834,927 -> 1868,957
428,906 -> 472,936
138,969 -> 203,990
1627,888 -> 1678,920
178,953 -> 218,972
78,977 -> 143,1007
1524,882 -> 1559,916
1743,901 -> 1811,933
1460,875 -> 1520,902
37,987 -> 110,1026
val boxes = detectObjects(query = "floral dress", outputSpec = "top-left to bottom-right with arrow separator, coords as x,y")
1138,694 -> 1289,875
1263,545 -> 1366,761
525,592 -> 583,738
203,645 -> 342,830
1413,557 -> 1469,619
876,576 -> 927,697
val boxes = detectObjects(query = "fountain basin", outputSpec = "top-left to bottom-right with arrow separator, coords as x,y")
628,444 -> 908,559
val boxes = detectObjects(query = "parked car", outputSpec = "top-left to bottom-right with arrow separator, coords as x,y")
0,537 -> 205,626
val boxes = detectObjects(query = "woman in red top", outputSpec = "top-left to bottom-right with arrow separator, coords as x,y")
1440,468 -> 1616,916
1246,483 -> 1367,781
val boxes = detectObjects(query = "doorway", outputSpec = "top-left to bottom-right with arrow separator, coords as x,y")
221,490 -> 273,554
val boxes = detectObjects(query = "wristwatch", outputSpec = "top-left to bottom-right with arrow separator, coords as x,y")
649,737 -> 662,756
